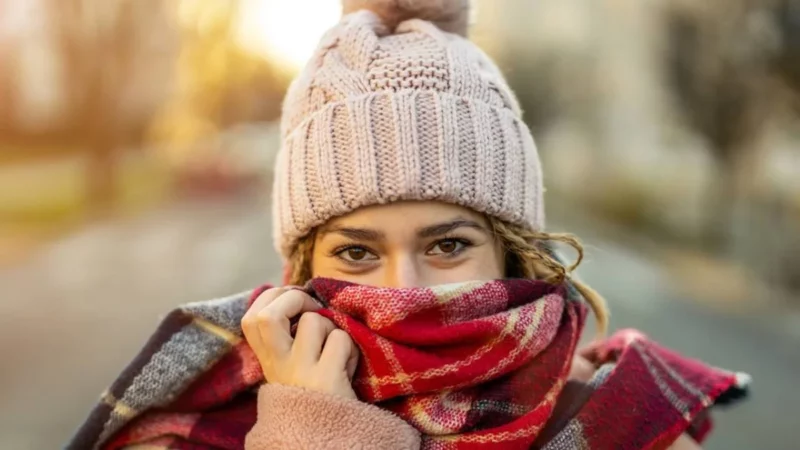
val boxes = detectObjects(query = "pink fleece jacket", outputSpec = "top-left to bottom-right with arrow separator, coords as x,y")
245,384 -> 421,449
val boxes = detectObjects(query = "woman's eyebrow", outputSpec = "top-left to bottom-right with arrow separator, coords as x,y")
417,219 -> 487,238
319,226 -> 385,241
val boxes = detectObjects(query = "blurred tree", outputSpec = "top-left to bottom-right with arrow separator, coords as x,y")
39,0 -> 285,209
664,0 -> 783,251
0,54 -> 12,135
666,0 -> 800,295
773,0 -> 800,110
49,0 -> 174,210
148,0 -> 288,167
771,0 -> 800,292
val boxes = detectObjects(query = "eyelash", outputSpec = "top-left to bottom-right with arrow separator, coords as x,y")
330,237 -> 475,265
427,237 -> 473,258
330,244 -> 378,264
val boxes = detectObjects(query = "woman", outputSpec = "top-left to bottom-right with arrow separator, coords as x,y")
69,1 -> 747,449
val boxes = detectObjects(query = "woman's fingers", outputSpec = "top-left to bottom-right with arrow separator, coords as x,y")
257,290 -> 321,356
249,287 -> 293,315
242,287 -> 360,399
241,287 -> 291,352
319,329 -> 358,378
242,288 -> 321,381
292,313 -> 337,364
345,341 -> 360,380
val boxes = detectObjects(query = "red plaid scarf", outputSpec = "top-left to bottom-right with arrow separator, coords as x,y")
70,278 -> 748,450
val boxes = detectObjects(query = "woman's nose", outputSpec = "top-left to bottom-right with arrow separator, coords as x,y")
385,255 -> 423,288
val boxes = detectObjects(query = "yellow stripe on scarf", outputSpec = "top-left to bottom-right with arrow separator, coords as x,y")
101,390 -> 138,419
193,317 -> 242,345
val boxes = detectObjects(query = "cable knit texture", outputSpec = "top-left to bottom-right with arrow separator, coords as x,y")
272,4 -> 544,258
245,384 -> 421,450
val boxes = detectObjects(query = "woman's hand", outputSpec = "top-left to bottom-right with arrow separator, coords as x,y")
241,287 -> 360,400
568,354 -> 596,382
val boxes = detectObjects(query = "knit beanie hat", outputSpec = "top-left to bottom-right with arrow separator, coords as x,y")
272,0 -> 544,259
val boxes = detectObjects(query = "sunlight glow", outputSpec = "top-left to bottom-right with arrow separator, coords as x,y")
236,0 -> 341,71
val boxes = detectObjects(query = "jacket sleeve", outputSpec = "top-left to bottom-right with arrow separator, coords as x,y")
245,383 -> 422,450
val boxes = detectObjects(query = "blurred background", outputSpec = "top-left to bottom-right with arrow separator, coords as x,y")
1,0 -> 799,448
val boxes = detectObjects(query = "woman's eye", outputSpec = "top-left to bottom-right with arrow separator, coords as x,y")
428,239 -> 466,255
337,247 -> 377,262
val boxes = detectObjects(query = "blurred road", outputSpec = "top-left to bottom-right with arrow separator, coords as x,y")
1,191 -> 797,450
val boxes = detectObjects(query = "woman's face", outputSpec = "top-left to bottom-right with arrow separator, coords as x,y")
311,201 -> 505,288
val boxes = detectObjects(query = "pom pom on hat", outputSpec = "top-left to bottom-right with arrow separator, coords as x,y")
342,0 -> 471,36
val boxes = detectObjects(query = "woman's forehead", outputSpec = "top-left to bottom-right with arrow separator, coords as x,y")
321,201 -> 488,233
